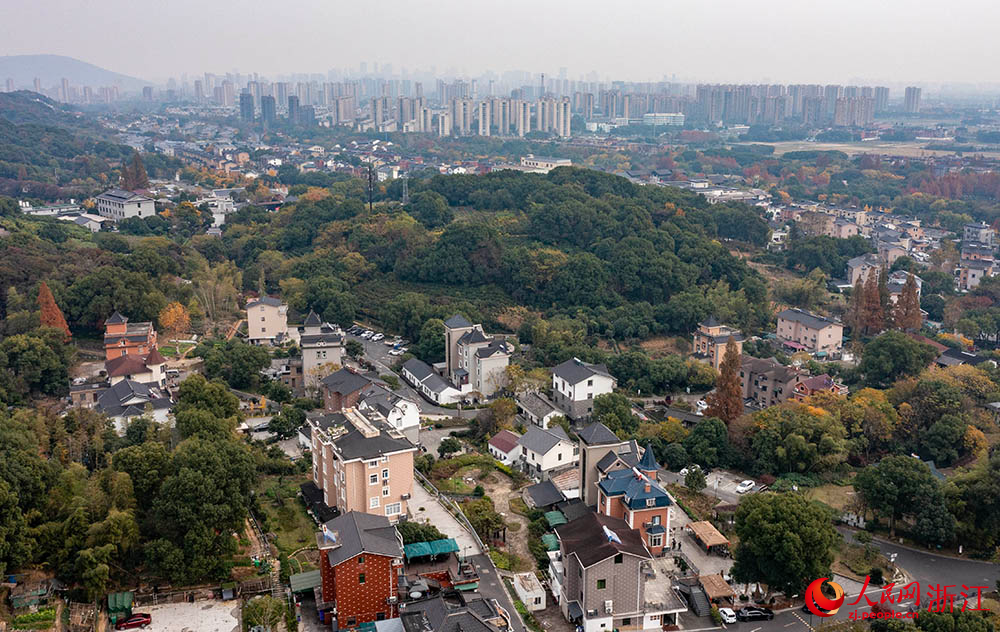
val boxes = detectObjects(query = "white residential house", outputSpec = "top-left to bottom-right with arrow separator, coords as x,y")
517,425 -> 579,478
488,430 -> 522,465
400,357 -> 463,404
95,189 -> 155,221
299,311 -> 344,392
513,572 -> 546,611
247,297 -> 291,345
517,392 -> 562,429
551,358 -> 617,421
443,315 -> 511,398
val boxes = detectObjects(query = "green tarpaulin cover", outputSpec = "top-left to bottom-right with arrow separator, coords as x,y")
541,533 -> 560,551
544,511 -> 567,527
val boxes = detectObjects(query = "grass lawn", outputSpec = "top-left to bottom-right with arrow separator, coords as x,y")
255,474 -> 317,556
435,465 -> 485,495
805,484 -> 856,513
159,342 -> 194,357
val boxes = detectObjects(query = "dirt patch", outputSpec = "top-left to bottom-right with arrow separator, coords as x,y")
480,472 -> 533,569
640,336 -> 687,358
533,603 -> 575,632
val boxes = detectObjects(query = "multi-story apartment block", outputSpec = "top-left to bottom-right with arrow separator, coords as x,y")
246,296 -> 290,345
95,189 -> 155,222
775,309 -> 844,355
596,447 -> 674,556
551,358 -> 616,421
310,407 -> 416,522
846,253 -> 881,286
103,311 -> 157,361
691,317 -> 744,370
442,315 -> 511,398
555,512 -> 686,632
316,511 -> 404,629
740,356 -> 803,409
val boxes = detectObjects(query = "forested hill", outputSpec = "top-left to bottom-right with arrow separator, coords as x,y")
214,167 -> 772,359
0,91 -> 135,198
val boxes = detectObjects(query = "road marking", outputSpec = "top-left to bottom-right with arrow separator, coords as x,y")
785,622 -> 798,627
751,627 -> 762,632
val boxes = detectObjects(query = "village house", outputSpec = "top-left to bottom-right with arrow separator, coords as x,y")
551,358 -> 616,421
517,425 -> 578,478
246,296 -> 291,345
577,422 -> 635,507
596,447 -> 674,556
740,356 -> 803,409
488,429 -> 522,464
315,511 -> 404,629
691,317 -> 744,370
300,311 -> 345,392
516,391 -> 562,429
103,311 -> 157,361
792,374 -> 848,401
443,315 -> 511,398
775,308 -> 844,356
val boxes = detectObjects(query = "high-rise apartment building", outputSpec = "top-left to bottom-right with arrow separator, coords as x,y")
287,95 -> 300,124
239,92 -> 254,122
904,86 -> 922,113
874,86 -> 890,113
260,95 -> 276,124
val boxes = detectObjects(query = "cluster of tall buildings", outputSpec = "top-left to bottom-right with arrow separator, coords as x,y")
693,83 -> 904,127
2,76 -> 123,104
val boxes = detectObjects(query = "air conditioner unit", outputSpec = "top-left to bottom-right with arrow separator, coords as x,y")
387,596 -> 398,604
604,600 -> 614,614
401,493 -> 411,500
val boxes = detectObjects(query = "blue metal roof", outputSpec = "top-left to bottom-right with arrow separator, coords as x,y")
597,468 -> 673,510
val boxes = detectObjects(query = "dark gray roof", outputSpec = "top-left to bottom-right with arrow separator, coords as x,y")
443,314 -> 473,329
777,308 -> 840,330
517,425 -> 569,455
402,358 -> 434,382
322,511 -> 402,567
457,329 -> 489,345
555,512 -> 651,567
474,339 -> 509,358
303,310 -> 322,326
596,447 -> 640,473
577,422 -> 620,446
300,332 -> 343,346
400,593 -> 503,632
246,296 -> 283,309
518,392 -> 558,420
96,379 -> 171,418
97,189 -> 151,203
320,368 -> 372,395
638,444 -> 659,472
421,373 -> 454,394
524,480 -> 564,508
106,311 -> 127,325
552,358 -> 612,385
333,420 -> 416,461
700,315 -> 721,327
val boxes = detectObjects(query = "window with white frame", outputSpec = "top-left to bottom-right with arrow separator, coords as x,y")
385,502 -> 401,516
382,468 -> 389,480
368,460 -> 378,468
369,474 -> 378,485
649,534 -> 662,547
370,496 -> 380,508
382,486 -> 391,496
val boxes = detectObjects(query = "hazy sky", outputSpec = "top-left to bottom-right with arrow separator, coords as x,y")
1,0 -> 996,85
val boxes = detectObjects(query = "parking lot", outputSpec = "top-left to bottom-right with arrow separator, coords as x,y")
658,468 -> 756,506
139,601 -> 239,632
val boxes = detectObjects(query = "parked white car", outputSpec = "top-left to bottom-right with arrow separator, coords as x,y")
361,330 -> 374,339
372,333 -> 385,341
719,608 -> 737,624
388,348 -> 406,356
679,464 -> 701,477
696,399 -> 708,411
736,480 -> 756,494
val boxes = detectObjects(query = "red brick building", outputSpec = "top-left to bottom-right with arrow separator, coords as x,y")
317,511 -> 403,629
103,311 -> 158,361
321,367 -> 372,412
596,446 -> 674,555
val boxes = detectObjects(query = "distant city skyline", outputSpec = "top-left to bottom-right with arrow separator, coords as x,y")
2,0 -> 999,87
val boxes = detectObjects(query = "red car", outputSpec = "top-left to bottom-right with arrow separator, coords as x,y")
115,613 -> 152,630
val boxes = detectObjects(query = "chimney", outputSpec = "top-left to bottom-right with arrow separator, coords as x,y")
645,483 -> 651,493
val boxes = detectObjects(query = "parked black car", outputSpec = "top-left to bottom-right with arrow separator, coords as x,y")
737,607 -> 774,622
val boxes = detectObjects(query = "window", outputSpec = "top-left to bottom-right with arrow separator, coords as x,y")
646,498 -> 655,507
587,379 -> 593,386
650,534 -> 663,547
614,554 -> 623,564
383,487 -> 391,496
558,453 -> 562,461
382,468 -> 389,480
652,515 -> 661,525
377,613 -> 386,621
261,317 -> 265,322
533,597 -> 542,605
347,618 -> 356,627
623,618 -> 632,626
358,556 -> 364,564
597,579 -> 606,590
370,497 -> 380,508
359,573 -> 366,584
368,460 -> 378,468
369,474 -> 378,485
385,502 -> 402,516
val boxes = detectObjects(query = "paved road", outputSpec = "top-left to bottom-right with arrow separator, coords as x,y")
348,331 -> 478,418
658,470 -> 744,507
731,530 -> 1000,632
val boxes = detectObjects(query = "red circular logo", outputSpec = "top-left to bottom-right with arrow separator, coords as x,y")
805,578 -> 845,616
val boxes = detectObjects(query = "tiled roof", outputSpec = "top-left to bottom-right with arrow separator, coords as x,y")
443,314 -> 473,329
598,468 -> 673,511
577,421 -> 620,446
777,308 -> 840,330
552,357 -> 613,385
488,430 -> 521,454
517,425 -> 570,456
555,512 -> 651,567
322,511 -> 402,567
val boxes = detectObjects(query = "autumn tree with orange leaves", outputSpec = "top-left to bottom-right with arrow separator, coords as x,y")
159,302 -> 191,340
705,337 -> 744,425
37,281 -> 71,341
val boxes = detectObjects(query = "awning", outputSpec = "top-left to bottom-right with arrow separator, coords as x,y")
544,511 -> 568,527
699,574 -> 735,601
289,570 -> 323,593
541,534 -> 560,551
429,538 -> 459,556
782,341 -> 806,350
567,601 -> 584,622
404,542 -> 433,559
688,521 -> 729,548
